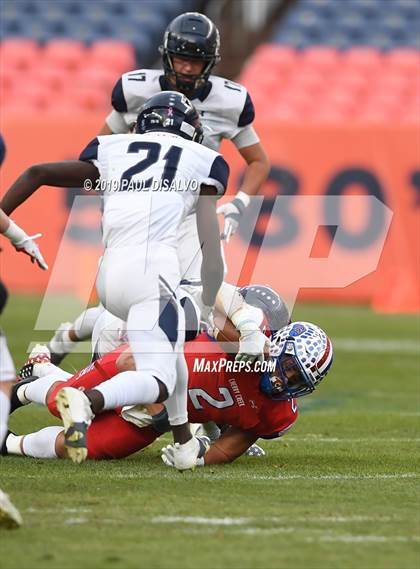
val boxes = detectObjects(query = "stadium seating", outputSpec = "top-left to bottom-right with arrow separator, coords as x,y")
0,0 -> 198,111
0,38 -> 132,112
0,0 -> 193,57
239,0 -> 420,123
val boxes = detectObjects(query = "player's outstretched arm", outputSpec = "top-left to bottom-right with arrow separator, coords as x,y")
0,161 -> 99,215
161,426 -> 258,467
203,427 -> 258,465
196,186 -> 224,316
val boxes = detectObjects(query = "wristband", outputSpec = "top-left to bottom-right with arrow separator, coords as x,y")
235,190 -> 251,208
231,304 -> 263,332
3,220 -> 28,245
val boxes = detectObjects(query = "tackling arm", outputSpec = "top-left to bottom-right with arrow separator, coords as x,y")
0,161 -> 99,215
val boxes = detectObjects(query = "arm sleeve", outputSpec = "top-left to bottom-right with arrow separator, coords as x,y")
106,76 -> 131,133
238,92 -> 255,127
79,138 -> 99,162
111,77 -> 128,113
106,110 -> 130,134
230,124 -> 260,149
0,135 -> 6,166
201,155 -> 230,196
79,137 -> 100,170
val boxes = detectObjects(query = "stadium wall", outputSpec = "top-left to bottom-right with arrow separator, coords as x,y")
0,113 -> 418,312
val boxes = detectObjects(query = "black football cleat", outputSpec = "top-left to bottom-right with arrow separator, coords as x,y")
0,430 -> 14,456
10,376 -> 39,414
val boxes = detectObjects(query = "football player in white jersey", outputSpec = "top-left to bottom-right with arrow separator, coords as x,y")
0,92 -> 226,469
0,207 -> 47,529
40,12 -> 270,365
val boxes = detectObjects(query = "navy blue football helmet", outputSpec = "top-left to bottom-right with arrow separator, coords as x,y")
159,12 -> 221,93
136,91 -> 203,143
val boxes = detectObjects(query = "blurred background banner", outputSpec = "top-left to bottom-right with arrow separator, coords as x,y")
0,0 -> 419,313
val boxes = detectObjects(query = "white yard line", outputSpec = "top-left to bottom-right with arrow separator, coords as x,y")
183,527 -> 419,543
333,338 -> 418,354
152,516 -> 250,526
64,517 -> 88,525
113,471 -> 418,482
282,437 -> 420,443
152,515 -> 399,526
306,535 -> 420,544
18,471 -> 418,483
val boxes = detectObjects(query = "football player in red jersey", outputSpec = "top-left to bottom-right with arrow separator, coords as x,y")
4,321 -> 333,466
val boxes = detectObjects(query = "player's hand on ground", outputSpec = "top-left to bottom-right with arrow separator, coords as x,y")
235,329 -> 270,364
13,233 -> 48,270
161,436 -> 210,468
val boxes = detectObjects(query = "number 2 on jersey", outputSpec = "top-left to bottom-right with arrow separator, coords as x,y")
120,141 -> 183,189
188,387 -> 234,410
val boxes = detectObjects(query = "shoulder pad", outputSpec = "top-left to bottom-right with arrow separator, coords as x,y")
119,69 -> 163,114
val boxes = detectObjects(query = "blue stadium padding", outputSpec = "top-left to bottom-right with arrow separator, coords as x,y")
272,0 -> 420,50
0,0 -> 201,64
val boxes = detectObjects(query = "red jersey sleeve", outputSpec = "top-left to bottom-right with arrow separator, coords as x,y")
251,398 -> 298,439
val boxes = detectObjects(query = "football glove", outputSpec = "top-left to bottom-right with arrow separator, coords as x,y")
235,329 -> 271,364
161,435 -> 210,468
14,233 -> 48,270
216,192 -> 250,243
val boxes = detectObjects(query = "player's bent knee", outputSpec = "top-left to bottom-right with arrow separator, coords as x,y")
46,382 -> 66,418
55,431 -> 68,459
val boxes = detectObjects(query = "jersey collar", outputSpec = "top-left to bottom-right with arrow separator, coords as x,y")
159,75 -> 212,102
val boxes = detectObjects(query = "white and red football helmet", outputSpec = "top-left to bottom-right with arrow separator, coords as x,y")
260,321 -> 333,400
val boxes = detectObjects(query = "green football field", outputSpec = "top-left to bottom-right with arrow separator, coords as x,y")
0,295 -> 419,569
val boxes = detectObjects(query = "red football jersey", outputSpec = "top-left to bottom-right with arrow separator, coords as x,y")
184,333 -> 298,438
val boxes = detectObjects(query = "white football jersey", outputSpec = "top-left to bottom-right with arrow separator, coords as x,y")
79,131 -> 229,250
106,69 -> 259,151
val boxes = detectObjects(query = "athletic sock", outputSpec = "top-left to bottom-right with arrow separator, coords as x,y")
96,371 -> 160,410
8,427 -> 64,458
0,391 -> 11,446
23,373 -> 68,405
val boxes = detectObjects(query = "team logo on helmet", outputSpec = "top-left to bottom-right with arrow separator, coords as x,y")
289,323 -> 306,337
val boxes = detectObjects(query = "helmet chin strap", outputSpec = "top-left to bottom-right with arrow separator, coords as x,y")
172,71 -> 205,96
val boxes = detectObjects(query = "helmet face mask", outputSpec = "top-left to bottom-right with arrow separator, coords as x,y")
136,91 -> 204,143
260,322 -> 333,400
160,12 -> 221,93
